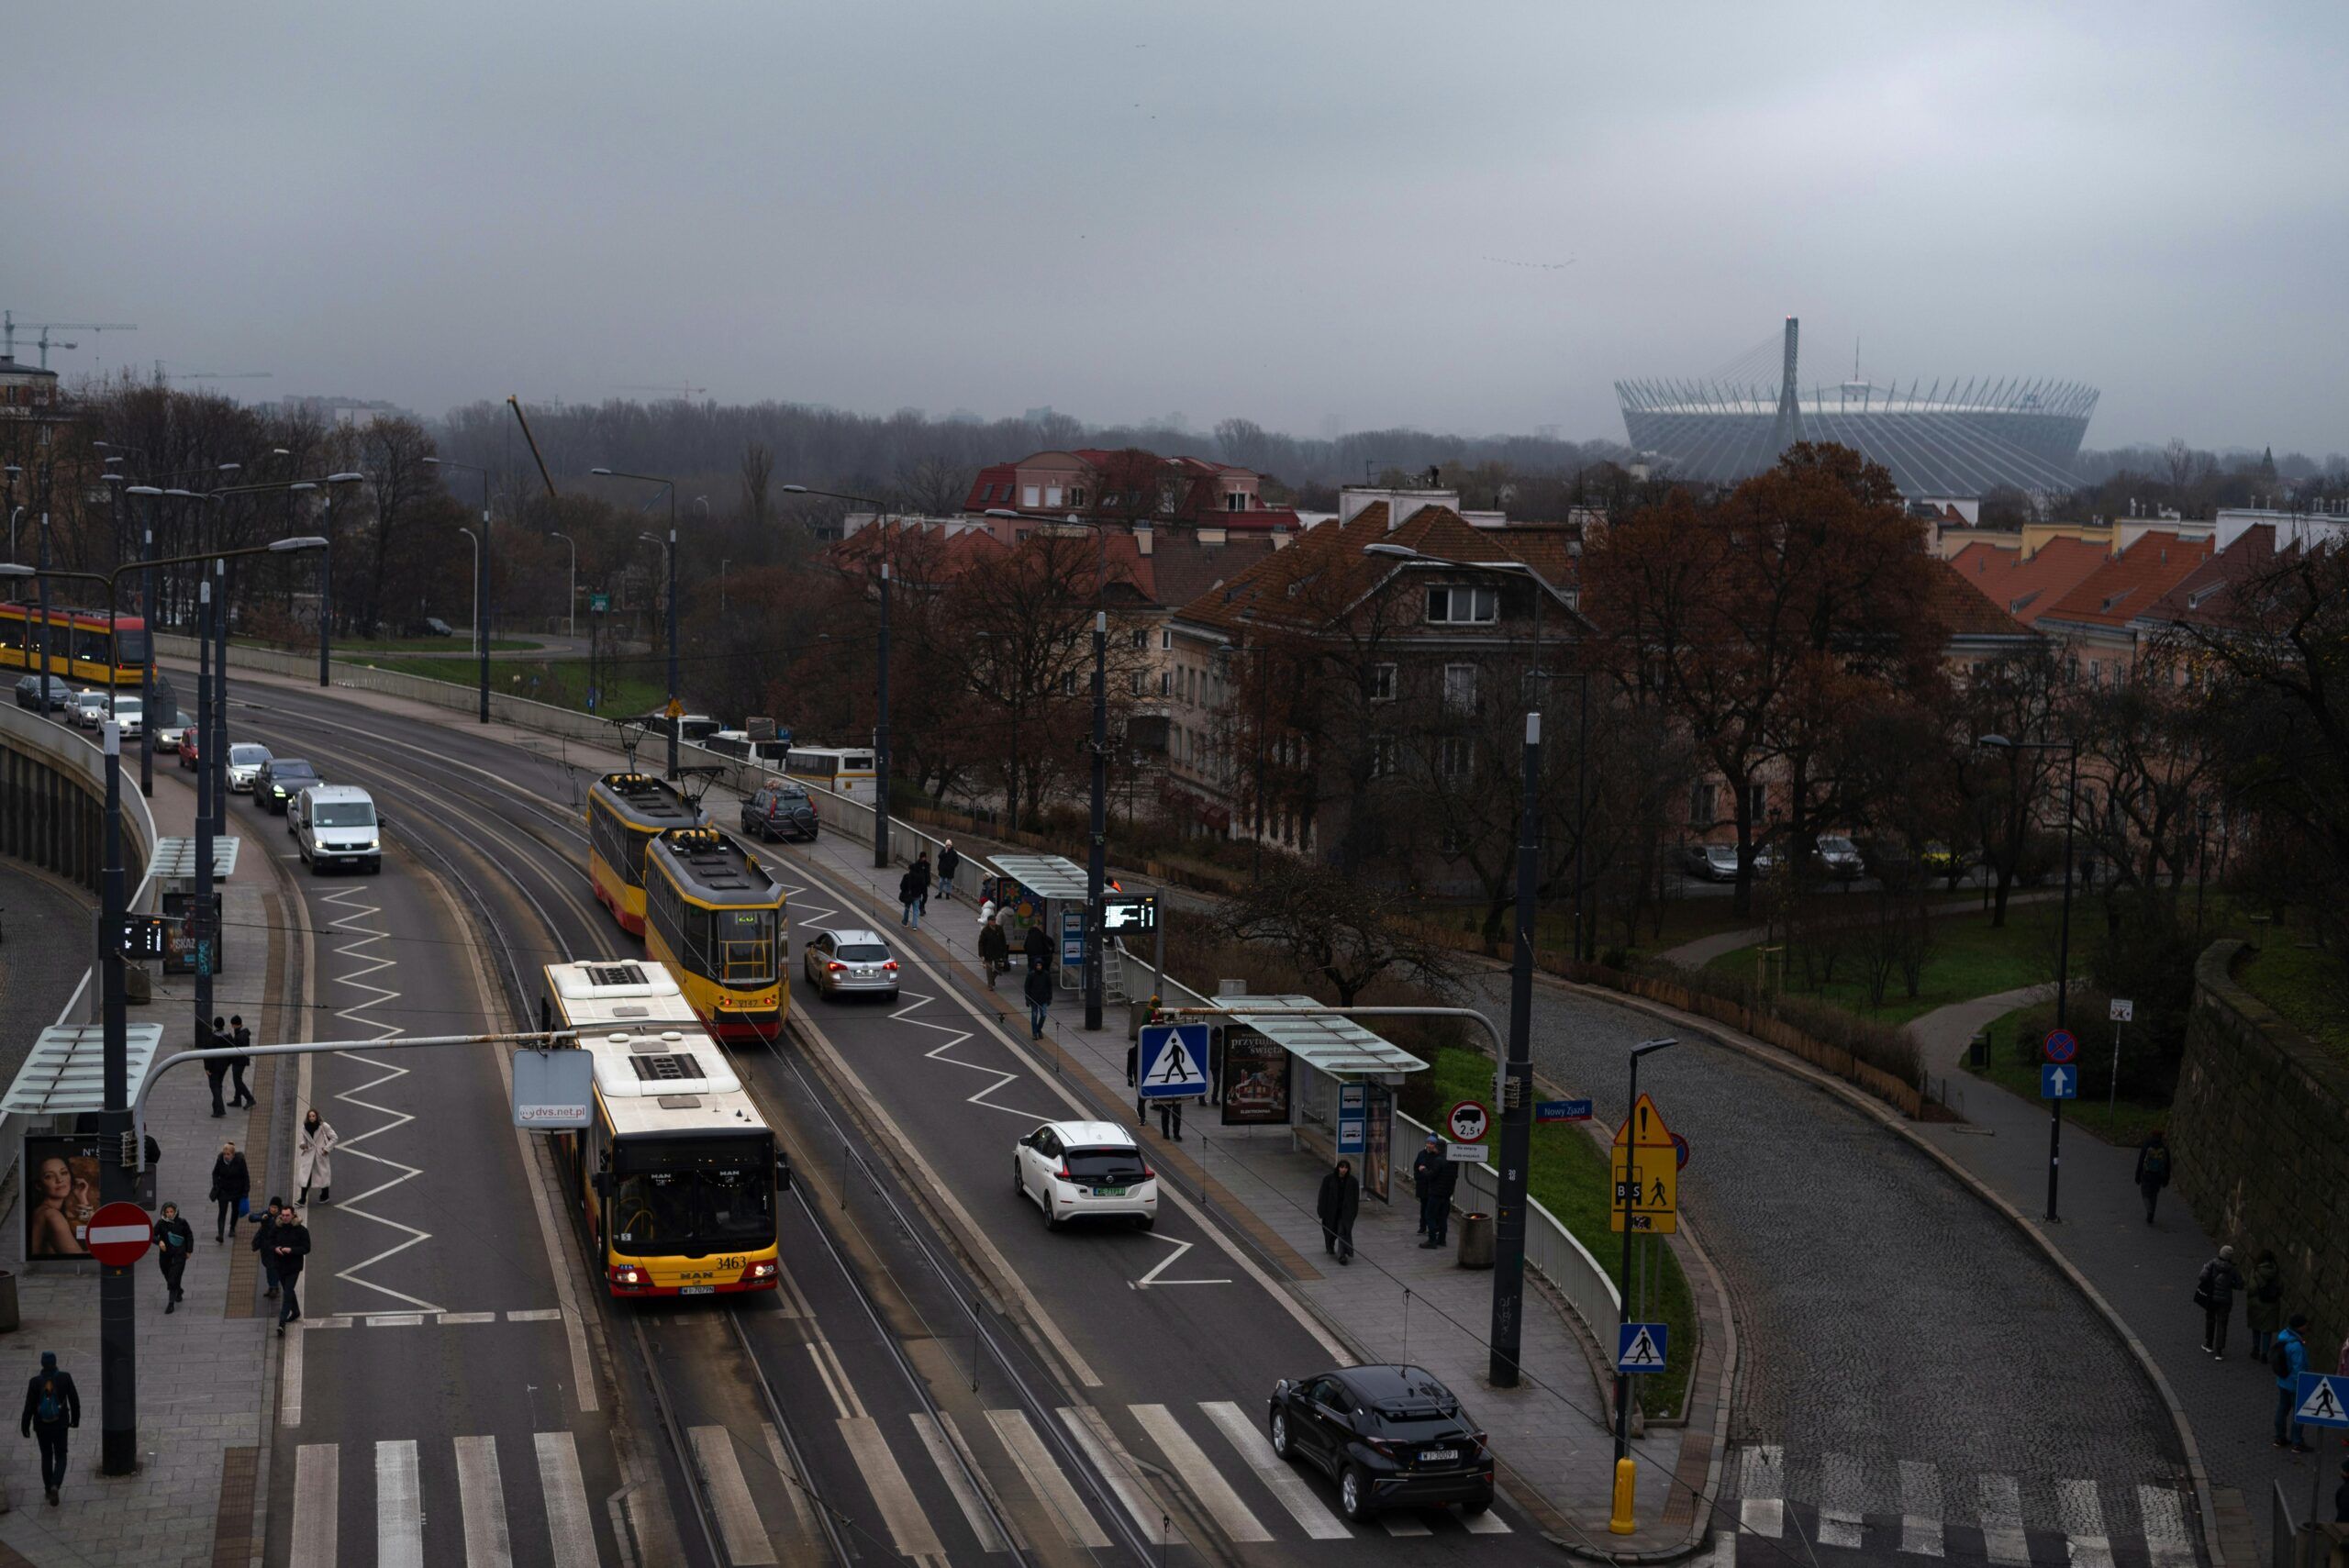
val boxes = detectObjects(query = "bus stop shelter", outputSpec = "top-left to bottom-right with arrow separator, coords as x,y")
1208,995 -> 1426,1204
985,853 -> 1093,991
5,1024 -> 171,1228
151,836 -> 239,976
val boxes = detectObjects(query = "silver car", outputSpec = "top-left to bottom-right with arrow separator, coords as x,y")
68,690 -> 108,728
226,742 -> 273,793
801,928 -> 899,1001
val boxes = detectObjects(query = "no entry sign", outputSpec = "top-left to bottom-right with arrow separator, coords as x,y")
85,1202 -> 153,1267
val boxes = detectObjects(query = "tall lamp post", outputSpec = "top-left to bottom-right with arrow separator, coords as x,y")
310,472 -> 364,686
785,484 -> 898,870
593,468 -> 678,774
424,457 -> 493,723
549,531 -> 577,638
1976,733 -> 2078,1221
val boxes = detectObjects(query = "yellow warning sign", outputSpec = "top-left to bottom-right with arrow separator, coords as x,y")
1609,1092 -> 1678,1234
664,697 -> 685,719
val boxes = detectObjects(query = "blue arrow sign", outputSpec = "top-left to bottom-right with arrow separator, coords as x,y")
1535,1098 -> 1594,1123
2041,1063 -> 2076,1100
1138,1024 -> 1210,1099
1617,1321 -> 1668,1373
2295,1373 -> 2349,1429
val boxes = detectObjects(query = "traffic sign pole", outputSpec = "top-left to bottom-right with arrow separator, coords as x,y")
1489,712 -> 1540,1393
1610,1039 -> 1675,1536
97,723 -> 139,1475
2042,1030 -> 2076,1222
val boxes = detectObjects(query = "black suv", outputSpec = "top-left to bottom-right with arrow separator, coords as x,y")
741,781 -> 818,843
256,757 -> 323,815
1267,1364 -> 1494,1521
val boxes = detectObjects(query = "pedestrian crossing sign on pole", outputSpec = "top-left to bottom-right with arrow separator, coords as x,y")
1617,1322 -> 1668,1373
1138,1024 -> 1210,1099
2295,1373 -> 2349,1429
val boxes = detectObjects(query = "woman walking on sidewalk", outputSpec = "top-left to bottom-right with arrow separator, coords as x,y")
2132,1129 -> 2172,1223
296,1109 -> 338,1204
210,1142 -> 250,1243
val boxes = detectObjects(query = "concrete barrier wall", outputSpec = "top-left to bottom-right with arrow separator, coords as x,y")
0,704 -> 159,926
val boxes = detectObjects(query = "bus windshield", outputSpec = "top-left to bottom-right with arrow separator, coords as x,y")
610,1146 -> 774,1255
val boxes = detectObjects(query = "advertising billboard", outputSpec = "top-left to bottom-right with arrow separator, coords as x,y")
23,1134 -> 104,1261
1218,1029 -> 1292,1126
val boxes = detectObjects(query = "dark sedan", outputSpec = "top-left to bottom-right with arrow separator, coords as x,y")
1267,1364 -> 1494,1521
256,758 -> 322,815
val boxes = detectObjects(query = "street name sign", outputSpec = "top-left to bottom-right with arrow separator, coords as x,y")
85,1202 -> 153,1267
1610,1093 -> 1678,1233
1535,1098 -> 1593,1123
2042,1063 -> 2078,1100
2294,1373 -> 2349,1429
2043,1029 -> 2078,1063
1138,1024 -> 1210,1098
1617,1322 -> 1668,1373
1446,1100 -> 1490,1143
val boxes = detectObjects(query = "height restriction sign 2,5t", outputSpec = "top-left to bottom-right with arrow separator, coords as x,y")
1610,1093 -> 1679,1234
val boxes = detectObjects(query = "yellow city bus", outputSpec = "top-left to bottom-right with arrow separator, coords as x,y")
585,772 -> 706,935
643,827 -> 786,1045
540,962 -> 784,1299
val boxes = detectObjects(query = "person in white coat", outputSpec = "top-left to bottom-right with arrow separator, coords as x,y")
295,1109 -> 337,1205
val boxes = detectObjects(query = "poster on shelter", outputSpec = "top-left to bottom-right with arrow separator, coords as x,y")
1219,1030 -> 1292,1126
23,1135 -> 102,1260
1364,1083 -> 1394,1203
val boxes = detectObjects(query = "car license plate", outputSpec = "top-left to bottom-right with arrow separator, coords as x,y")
857,968 -> 875,977
1420,1448 -> 1459,1462
678,1284 -> 715,1296
1095,1186 -> 1127,1197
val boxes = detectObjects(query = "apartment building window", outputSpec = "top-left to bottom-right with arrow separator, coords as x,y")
1369,736 -> 1398,778
1747,783 -> 1767,824
1426,586 -> 1497,624
2088,661 -> 2102,686
1224,491 -> 1245,512
1130,670 -> 1145,696
1443,663 -> 1477,713
1044,486 -> 1063,507
1160,670 -> 1173,696
1440,737 -> 1473,779
1067,486 -> 1086,507
1160,628 -> 1173,651
1130,627 -> 1148,650
1063,670 -> 1077,695
1688,780 -> 1717,828
1369,663 -> 1397,703
1022,485 -> 1041,508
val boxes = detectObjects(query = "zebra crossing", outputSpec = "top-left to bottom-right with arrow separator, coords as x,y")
284,1398 -> 1509,1565
1723,1446 -> 2200,1568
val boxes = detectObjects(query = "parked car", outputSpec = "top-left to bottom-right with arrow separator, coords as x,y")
67,689 -> 108,728
1815,834 -> 1865,879
1920,841 -> 1971,880
225,742 -> 273,793
13,675 -> 69,711
1266,1364 -> 1495,1521
1012,1120 -> 1157,1230
1682,842 -> 1739,883
742,780 -> 818,842
255,757 -> 322,815
801,928 -> 898,1001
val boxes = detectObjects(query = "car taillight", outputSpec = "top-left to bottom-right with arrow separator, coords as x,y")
1056,1167 -> 1074,1182
1364,1437 -> 1402,1458
1139,1166 -> 1155,1181
882,960 -> 898,972
826,962 -> 845,973
740,1259 -> 778,1283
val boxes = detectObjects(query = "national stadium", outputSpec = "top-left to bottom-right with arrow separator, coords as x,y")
1615,318 -> 2098,497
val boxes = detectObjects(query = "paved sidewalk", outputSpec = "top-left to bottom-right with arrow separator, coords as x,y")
0,760 -> 288,1568
1911,987 -> 2333,1566
1657,886 -> 2061,967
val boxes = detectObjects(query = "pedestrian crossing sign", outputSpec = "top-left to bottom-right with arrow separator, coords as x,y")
1139,1024 -> 1210,1099
1617,1321 -> 1668,1373
2295,1373 -> 2349,1429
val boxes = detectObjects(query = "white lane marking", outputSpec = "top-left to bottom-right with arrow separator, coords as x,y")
802,1340 -> 864,1422
895,983 -> 1060,1122
1130,1403 -> 1272,1541
841,1415 -> 947,1560
763,1421 -> 818,1536
378,1440 -> 424,1568
456,1434 -> 516,1568
691,1425 -> 779,1565
440,1311 -> 496,1324
1060,1406 -> 1186,1549
1737,1445 -> 1784,1539
2057,1478 -> 2114,1568
1819,1452 -> 1868,1548
1382,1513 -> 1434,1536
535,1430 -> 602,1566
365,1312 -> 424,1327
1461,1507 -> 1512,1534
505,1307 -> 562,1321
912,1412 -> 1010,1552
985,1407 -> 1111,1550
293,1443 -> 339,1568
1978,1473 -> 2031,1565
2140,1485 -> 2195,1568
1132,1232 -> 1230,1289
1899,1459 -> 1944,1557
280,1322 -> 304,1427
1198,1400 -> 1352,1540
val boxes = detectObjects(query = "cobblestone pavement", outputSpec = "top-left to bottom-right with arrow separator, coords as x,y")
1457,967 -> 2193,1544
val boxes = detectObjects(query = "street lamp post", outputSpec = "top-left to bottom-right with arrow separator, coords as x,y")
550,532 -> 577,638
425,457 -> 493,723
128,486 -> 161,796
594,469 -> 678,775
1977,733 -> 2078,1221
785,484 -> 898,869
316,473 -> 363,686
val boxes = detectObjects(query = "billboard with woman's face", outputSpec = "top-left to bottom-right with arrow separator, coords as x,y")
24,1136 -> 103,1260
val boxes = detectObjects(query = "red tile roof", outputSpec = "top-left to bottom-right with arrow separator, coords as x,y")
1947,536 -> 2110,626
2137,524 -> 2282,631
2037,531 -> 2213,631
1928,558 -> 2036,641
961,463 -> 1017,513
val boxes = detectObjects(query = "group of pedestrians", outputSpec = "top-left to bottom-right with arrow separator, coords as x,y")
896,840 -> 964,930
201,1015 -> 257,1118
2194,1240 -> 2346,1454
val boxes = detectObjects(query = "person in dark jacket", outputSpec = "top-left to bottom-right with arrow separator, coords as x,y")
228,1014 -> 257,1108
154,1201 -> 196,1312
2274,1313 -> 2314,1452
210,1141 -> 250,1243
1318,1160 -> 1362,1263
1023,957 -> 1053,1042
204,1018 -> 230,1118
937,840 -> 961,902
911,851 -> 933,915
2197,1245 -> 2244,1356
250,1199 -> 284,1300
1412,1135 -> 1458,1248
2133,1129 -> 2172,1224
978,915 -> 1010,990
2333,1457 -> 2348,1525
1023,921 -> 1051,965
272,1207 -> 312,1333
2244,1250 -> 2284,1362
21,1351 -> 80,1506
898,868 -> 921,929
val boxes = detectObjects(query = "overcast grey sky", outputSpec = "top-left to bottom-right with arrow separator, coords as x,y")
9,2 -> 2344,453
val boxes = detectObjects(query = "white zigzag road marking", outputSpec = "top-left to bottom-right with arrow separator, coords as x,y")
316,884 -> 443,1314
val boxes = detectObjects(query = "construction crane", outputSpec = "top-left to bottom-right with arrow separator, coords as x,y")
615,383 -> 707,398
161,367 -> 273,382
2,312 -> 139,367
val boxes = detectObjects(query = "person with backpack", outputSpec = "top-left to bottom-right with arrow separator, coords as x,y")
1023,956 -> 1053,1043
2133,1129 -> 2172,1223
898,867 -> 921,930
2274,1313 -> 2314,1452
937,840 -> 960,902
273,1207 -> 312,1334
210,1141 -> 250,1244
2195,1246 -> 2244,1356
154,1201 -> 196,1313
2244,1250 -> 2284,1362
20,1351 -> 80,1507
227,1015 -> 257,1109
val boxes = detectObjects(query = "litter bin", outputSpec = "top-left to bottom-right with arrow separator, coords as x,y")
1969,1030 -> 1989,1069
1456,1211 -> 1494,1269
0,1270 -> 18,1333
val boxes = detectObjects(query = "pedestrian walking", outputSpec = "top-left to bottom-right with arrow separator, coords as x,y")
251,1199 -> 284,1300
204,1017 -> 230,1118
1412,1134 -> 1457,1249
1318,1160 -> 1361,1264
228,1015 -> 257,1108
273,1207 -> 312,1334
978,913 -> 1010,990
210,1141 -> 250,1242
912,851 -> 932,915
2274,1312 -> 2314,1452
1023,920 -> 1051,966
937,840 -> 960,902
154,1201 -> 195,1313
20,1351 -> 80,1507
296,1109 -> 338,1204
977,892 -> 997,930
2195,1245 -> 2243,1356
1154,1094 -> 1185,1142
2334,1457 -> 2349,1525
1024,957 -> 1052,1042
2245,1250 -> 2284,1362
144,1131 -> 161,1190
898,868 -> 921,929
2133,1129 -> 2172,1223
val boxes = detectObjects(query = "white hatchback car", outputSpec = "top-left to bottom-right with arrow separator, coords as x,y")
1013,1121 -> 1158,1230
226,742 -> 273,792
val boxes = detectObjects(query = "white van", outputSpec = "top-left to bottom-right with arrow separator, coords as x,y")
294,784 -> 383,874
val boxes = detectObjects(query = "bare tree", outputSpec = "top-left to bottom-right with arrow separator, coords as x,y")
1219,859 -> 1459,1006
740,439 -> 774,531
894,454 -> 970,518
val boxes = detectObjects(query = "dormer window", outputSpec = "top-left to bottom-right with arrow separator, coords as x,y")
1426,586 -> 1497,624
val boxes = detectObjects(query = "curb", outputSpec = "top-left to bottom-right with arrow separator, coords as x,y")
1544,972 -> 2228,1568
